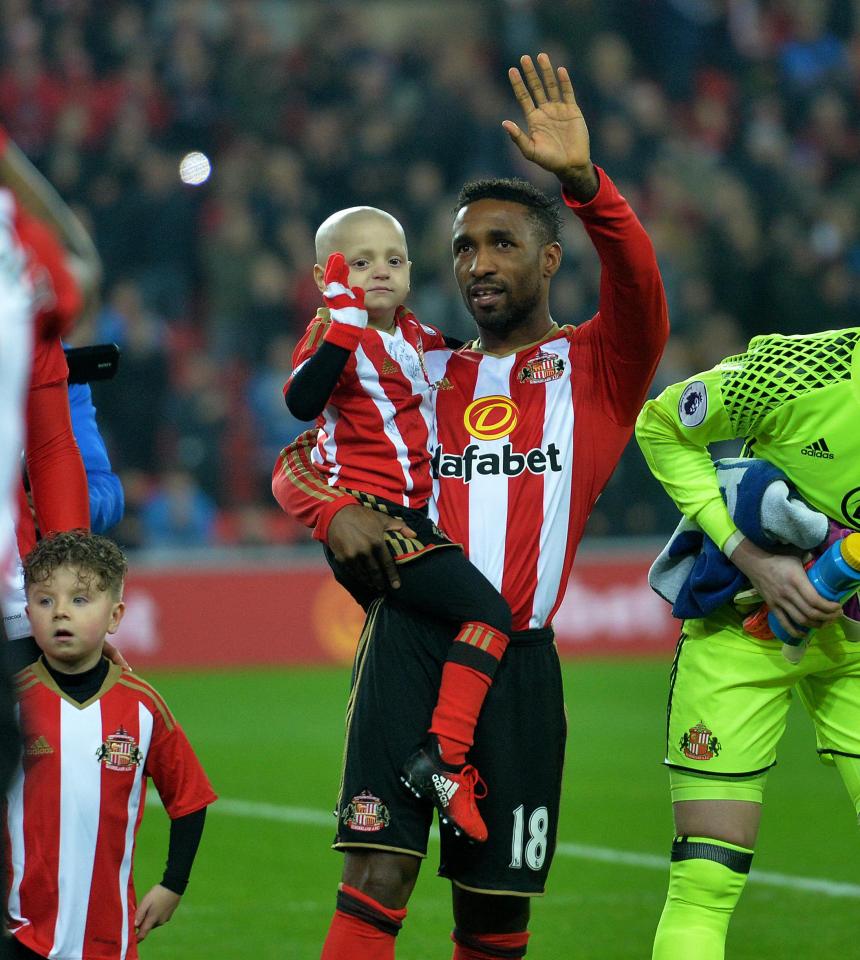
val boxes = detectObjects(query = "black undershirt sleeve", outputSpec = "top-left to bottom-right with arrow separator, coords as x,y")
285,331 -> 462,421
284,341 -> 351,421
161,807 -> 207,895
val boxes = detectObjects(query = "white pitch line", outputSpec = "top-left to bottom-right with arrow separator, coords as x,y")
148,795 -> 860,899
555,842 -> 860,899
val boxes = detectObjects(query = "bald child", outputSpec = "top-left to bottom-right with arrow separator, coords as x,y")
313,206 -> 410,329
274,206 -> 512,844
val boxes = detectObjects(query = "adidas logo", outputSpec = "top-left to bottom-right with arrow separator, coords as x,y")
431,773 -> 458,807
380,357 -> 399,375
800,437 -> 835,460
25,735 -> 54,756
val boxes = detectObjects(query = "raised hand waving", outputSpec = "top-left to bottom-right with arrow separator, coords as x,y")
322,252 -> 367,330
503,52 -> 598,201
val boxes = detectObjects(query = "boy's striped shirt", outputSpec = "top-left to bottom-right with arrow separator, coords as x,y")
5,661 -> 216,960
285,306 -> 449,510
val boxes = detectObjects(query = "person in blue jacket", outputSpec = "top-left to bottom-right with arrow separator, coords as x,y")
67,380 -> 124,533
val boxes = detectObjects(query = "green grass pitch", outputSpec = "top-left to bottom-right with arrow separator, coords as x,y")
132,660 -> 859,959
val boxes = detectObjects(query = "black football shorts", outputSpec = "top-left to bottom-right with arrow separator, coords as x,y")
332,598 -> 566,895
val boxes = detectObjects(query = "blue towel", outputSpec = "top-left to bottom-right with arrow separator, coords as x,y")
649,458 -> 829,619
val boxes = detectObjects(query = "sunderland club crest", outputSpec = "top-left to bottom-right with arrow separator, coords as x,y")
96,726 -> 143,771
518,350 -> 565,384
341,790 -> 391,832
679,721 -> 721,761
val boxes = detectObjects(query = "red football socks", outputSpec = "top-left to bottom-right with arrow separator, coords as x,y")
320,884 -> 407,960
451,929 -> 531,959
431,663 -> 490,765
431,622 -> 508,766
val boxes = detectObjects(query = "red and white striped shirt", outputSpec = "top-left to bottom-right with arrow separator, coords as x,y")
0,188 -> 33,580
274,169 -> 669,629
286,306 -> 449,509
1,187 -> 89,639
5,661 -> 216,960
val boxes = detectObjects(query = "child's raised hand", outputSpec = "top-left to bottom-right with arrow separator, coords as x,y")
322,252 -> 367,328
134,884 -> 182,941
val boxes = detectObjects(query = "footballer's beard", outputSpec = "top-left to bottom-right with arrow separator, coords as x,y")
467,282 -> 543,338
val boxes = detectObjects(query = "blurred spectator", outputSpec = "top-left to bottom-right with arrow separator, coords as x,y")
165,353 -> 229,505
246,334 -> 314,495
129,147 -> 197,317
140,468 -> 216,548
777,0 -> 848,91
202,198 -> 261,355
244,253 -> 292,365
91,279 -> 169,473
110,468 -> 150,551
214,502 -> 308,547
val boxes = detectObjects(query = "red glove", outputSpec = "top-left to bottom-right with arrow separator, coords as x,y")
321,252 -> 367,351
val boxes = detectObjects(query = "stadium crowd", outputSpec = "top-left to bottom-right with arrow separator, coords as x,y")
1,0 -> 857,548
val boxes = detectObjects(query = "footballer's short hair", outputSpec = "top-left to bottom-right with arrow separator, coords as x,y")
24,530 -> 128,600
454,178 -> 563,245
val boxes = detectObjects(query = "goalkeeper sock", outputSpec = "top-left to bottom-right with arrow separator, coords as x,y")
431,622 -> 508,766
320,883 -> 407,960
451,929 -> 530,959
652,836 -> 753,960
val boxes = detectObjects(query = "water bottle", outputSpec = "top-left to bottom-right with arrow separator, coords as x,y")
768,533 -> 860,662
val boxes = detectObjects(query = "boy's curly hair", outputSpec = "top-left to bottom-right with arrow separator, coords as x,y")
23,530 -> 128,599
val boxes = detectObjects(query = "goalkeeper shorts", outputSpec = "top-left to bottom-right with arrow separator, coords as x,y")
665,608 -> 860,779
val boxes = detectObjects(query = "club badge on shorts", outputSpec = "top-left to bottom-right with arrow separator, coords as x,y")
97,726 -> 143,771
679,721 -> 721,761
518,350 -> 565,384
342,790 -> 391,832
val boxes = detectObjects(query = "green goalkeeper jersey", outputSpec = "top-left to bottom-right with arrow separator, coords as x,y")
636,328 -> 860,550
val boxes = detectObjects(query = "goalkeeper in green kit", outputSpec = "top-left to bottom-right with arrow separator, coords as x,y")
636,328 -> 860,959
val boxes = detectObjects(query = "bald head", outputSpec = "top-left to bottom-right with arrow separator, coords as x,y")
312,205 -> 412,325
315,206 -> 407,263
